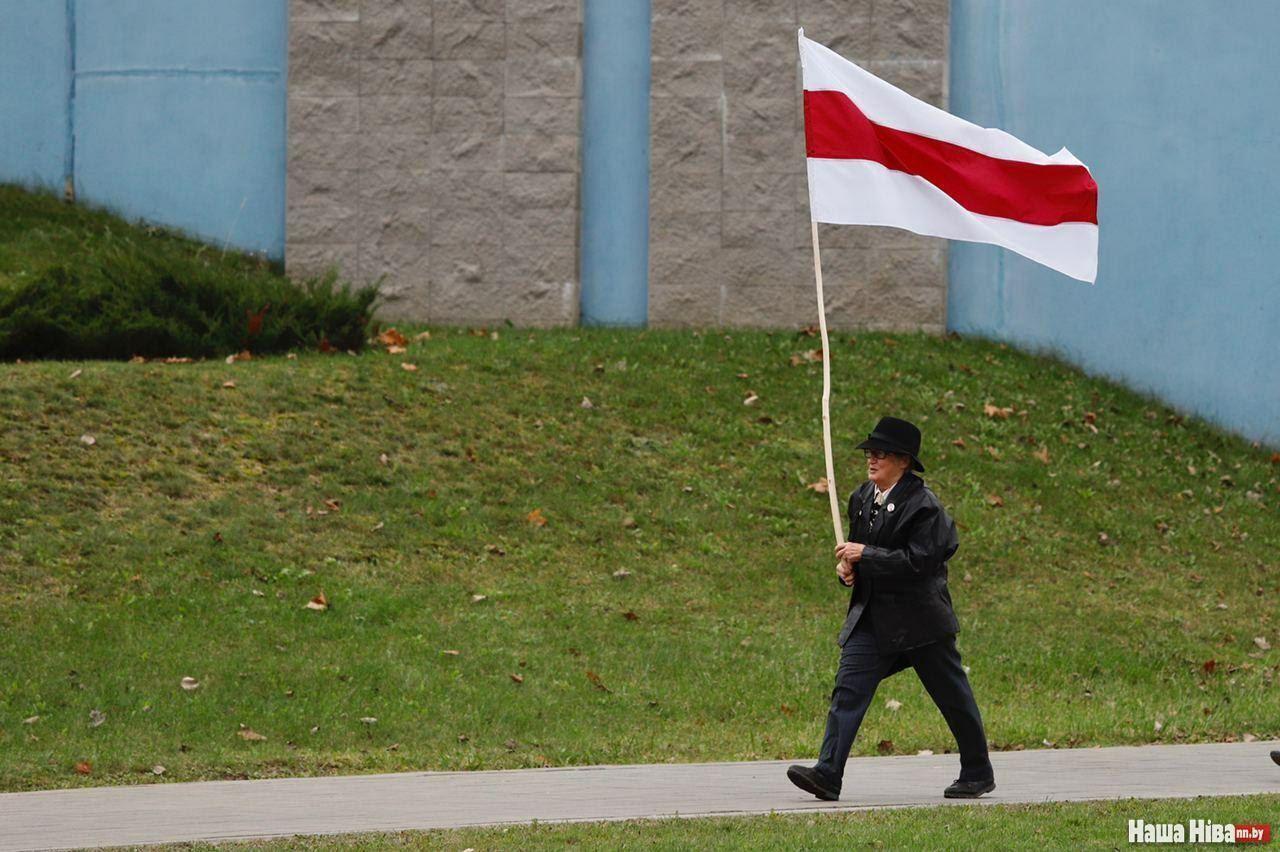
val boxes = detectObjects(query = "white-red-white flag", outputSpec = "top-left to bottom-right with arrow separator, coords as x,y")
799,29 -> 1099,283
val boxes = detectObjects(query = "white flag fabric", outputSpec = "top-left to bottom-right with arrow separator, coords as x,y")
799,29 -> 1099,283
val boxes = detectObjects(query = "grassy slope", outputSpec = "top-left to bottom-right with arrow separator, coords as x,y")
1,323 -> 1276,793
134,794 -> 1280,850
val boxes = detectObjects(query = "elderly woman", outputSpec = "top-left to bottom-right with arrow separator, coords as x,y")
787,416 -> 996,801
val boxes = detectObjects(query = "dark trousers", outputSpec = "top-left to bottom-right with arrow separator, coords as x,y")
815,612 -> 993,789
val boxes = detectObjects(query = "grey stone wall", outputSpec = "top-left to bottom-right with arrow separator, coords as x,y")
648,0 -> 950,332
286,0 -> 582,326
286,0 -> 948,331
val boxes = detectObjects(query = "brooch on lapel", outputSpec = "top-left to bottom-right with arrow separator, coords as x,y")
887,503 -> 895,512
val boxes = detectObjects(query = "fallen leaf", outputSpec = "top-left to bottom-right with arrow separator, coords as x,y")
1097,532 -> 1112,546
1154,720 -> 1163,732
238,727 -> 267,742
151,765 -> 166,775
952,437 -> 966,449
222,380 -> 237,389
305,591 -> 329,611
622,610 -> 639,621
580,396 -> 594,409
983,403 -> 1013,419
377,328 -> 408,348
471,594 -> 487,603
877,739 -> 895,754
585,670 -> 610,692
885,698 -> 903,712
622,516 -> 638,529
180,677 -> 201,691
807,477 -> 829,494
1032,446 -> 1051,464
323,498 -> 341,512
75,761 -> 92,775
526,508 -> 547,527
917,749 -> 934,756
509,673 -> 524,684
780,703 -> 794,716
360,717 -> 378,725
22,715 -> 39,725
1254,636 -> 1271,651
743,391 -> 759,406
1202,660 -> 1217,674
485,543 -> 506,555
89,709 -> 106,727
414,331 -> 432,342
442,649 -> 461,656
612,568 -> 632,579
80,434 -> 96,446
387,345 -> 406,354
400,362 -> 418,371
69,368 -> 82,379
985,494 -> 1004,508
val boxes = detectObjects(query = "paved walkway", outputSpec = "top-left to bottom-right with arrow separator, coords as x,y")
1,741 -> 1277,851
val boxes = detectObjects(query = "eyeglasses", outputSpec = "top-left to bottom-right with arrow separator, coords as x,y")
863,449 -> 892,460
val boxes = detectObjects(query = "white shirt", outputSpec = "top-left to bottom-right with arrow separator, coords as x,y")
873,481 -> 897,506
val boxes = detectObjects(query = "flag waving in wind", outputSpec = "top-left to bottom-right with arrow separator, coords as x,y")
799,29 -> 1099,283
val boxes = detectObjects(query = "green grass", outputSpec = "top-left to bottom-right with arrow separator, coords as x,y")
119,794 -> 1280,850
1,325 -> 1276,794
0,184 -> 378,359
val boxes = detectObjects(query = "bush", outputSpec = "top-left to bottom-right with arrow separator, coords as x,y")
0,185 -> 383,360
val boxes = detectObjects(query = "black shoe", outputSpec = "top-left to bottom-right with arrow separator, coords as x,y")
1271,750 -> 1280,767
944,777 -> 996,798
787,764 -> 841,801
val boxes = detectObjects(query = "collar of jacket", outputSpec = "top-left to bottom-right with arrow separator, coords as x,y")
857,470 -> 924,508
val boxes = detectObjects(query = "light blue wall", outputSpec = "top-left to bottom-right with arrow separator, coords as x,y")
0,1 -> 287,259
949,0 -> 1280,448
579,0 -> 651,326
0,2 -> 71,191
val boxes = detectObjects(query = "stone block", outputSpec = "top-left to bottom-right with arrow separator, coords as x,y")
433,0 -> 504,20
500,242 -> 576,285
869,0 -> 948,61
289,96 -> 359,135
721,282 -> 820,328
294,0 -> 360,22
431,204 -> 504,245
650,211 -> 721,255
287,167 -> 360,205
868,246 -> 946,291
504,96 -> 579,134
358,133 -> 432,170
801,11 -> 874,62
722,171 -> 796,211
290,20 -> 359,66
357,237 -> 431,292
290,59 -> 360,97
653,0 -> 723,19
359,5 -> 432,58
650,97 -> 722,174
507,0 -> 579,21
286,241 -> 358,280
359,167 -> 432,206
651,169 -> 720,215
434,60 -> 504,98
648,283 -> 721,327
651,59 -> 722,98
507,21 -> 579,56
503,172 -> 577,209
724,97 -> 796,137
432,171 -> 506,210
505,56 -> 578,97
287,196 -> 360,244
724,130 -> 804,173
648,238 -> 723,289
355,202 -> 432,243
360,59 -> 433,95
503,132 -> 578,173
433,21 -> 506,59
722,0 -> 795,21
289,131 -> 364,171
360,95 -> 432,133
651,16 -> 723,61
433,95 -> 502,133
503,206 -> 576,245
723,208 -> 807,250
431,132 -> 503,170
721,245 -> 809,287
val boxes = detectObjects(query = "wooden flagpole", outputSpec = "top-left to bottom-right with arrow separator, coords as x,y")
810,219 -> 845,546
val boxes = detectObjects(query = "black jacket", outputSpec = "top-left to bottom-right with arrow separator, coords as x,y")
836,471 -> 961,652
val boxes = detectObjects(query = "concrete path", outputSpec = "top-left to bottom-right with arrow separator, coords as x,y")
1,741 -> 1277,851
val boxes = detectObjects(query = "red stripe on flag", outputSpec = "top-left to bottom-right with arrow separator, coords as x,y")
803,90 -> 1098,226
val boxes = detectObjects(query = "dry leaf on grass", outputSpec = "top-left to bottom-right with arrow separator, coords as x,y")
807,477 -> 829,494
526,508 -> 547,527
305,591 -> 329,611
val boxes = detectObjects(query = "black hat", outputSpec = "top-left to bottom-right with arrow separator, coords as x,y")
856,416 -> 925,472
